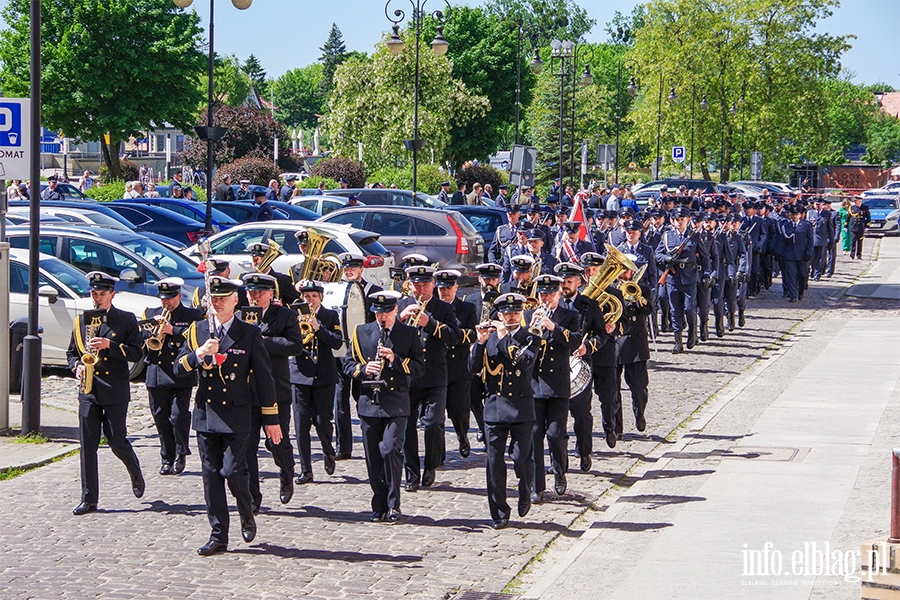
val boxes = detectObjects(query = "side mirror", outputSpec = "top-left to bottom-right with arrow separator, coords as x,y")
119,268 -> 142,283
38,285 -> 59,304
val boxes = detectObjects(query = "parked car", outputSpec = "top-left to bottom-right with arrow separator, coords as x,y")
115,198 -> 239,231
291,195 -> 366,216
6,211 -> 69,225
633,179 -> 717,203
863,196 -> 900,235
8,248 -> 155,374
211,200 -> 317,222
38,182 -> 88,200
181,221 -> 395,288
861,181 -> 900,198
442,205 -> 507,262
103,202 -> 217,246
731,180 -> 793,201
227,184 -> 268,200
8,200 -> 134,231
716,183 -> 763,201
323,188 -> 447,209
319,206 -> 484,283
6,225 -> 204,298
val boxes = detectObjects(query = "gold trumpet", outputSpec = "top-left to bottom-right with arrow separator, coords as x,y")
80,312 -> 104,394
145,308 -> 171,351
406,294 -> 428,328
528,303 -> 548,337
619,264 -> 648,306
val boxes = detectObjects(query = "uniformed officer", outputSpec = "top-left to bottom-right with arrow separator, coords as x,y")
280,174 -> 298,202
501,255 -> 536,295
437,181 -> 451,204
557,221 -> 592,263
722,215 -> 749,330
255,189 -> 275,221
175,276 -> 280,556
615,259 -> 653,433
810,199 -> 835,281
490,205 -> 522,268
397,265 -> 461,489
141,277 -> 203,476
581,252 -> 604,280
503,229 -> 557,285
239,273 -> 304,512
694,212 -> 721,342
741,201 -> 768,297
780,204 -> 814,302
526,275 -> 582,503
247,241 -> 300,306
616,220 -> 659,284
289,280 -> 344,484
343,291 -> 425,522
464,263 -> 502,442
556,262 -> 604,471
41,174 -> 66,200
236,179 -> 253,200
435,269 -> 477,458
192,259 -> 248,312
67,272 -> 146,516
469,293 -> 539,529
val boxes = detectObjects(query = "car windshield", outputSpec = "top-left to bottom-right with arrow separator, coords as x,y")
40,257 -> 92,297
416,193 -> 446,208
864,199 -> 898,209
120,237 -> 199,277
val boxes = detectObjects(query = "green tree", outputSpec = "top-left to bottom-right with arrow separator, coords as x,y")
318,23 -> 348,98
272,64 -> 325,130
324,32 -> 489,172
180,104 -> 291,170
204,54 -> 253,107
484,0 -> 596,48
605,5 -> 646,46
242,53 -> 267,88
0,0 -> 204,179
864,112 -> 900,165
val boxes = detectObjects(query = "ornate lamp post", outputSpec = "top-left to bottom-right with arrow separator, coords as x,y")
654,77 -> 677,179
569,46 -> 594,190
614,62 -> 639,184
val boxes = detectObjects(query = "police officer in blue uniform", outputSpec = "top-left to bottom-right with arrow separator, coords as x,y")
280,174 -> 297,202
343,291 -> 425,522
141,277 -> 203,476
67,272 -> 146,516
694,212 -> 721,342
490,205 -> 522,268
174,276 -> 281,555
470,293 -> 539,529
810,198 -> 835,281
741,201 -> 767,297
557,221 -> 593,263
722,215 -> 749,330
779,204 -> 814,302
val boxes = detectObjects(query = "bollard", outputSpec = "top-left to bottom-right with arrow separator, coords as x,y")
891,448 -> 900,543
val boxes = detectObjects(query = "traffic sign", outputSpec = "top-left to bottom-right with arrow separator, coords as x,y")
0,99 -> 31,179
672,146 -> 686,163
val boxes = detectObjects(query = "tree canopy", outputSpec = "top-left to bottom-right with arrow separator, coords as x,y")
272,64 -> 325,130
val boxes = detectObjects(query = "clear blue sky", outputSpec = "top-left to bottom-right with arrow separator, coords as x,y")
1,0 -> 897,89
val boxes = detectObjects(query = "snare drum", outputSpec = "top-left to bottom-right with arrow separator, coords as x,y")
321,281 -> 367,358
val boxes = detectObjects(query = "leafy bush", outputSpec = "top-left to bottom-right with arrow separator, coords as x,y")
213,157 -> 281,188
85,180 -> 126,202
119,158 -> 140,182
311,157 -> 365,188
298,176 -> 339,190
180,105 -> 291,168
454,163 -> 505,196
367,163 -> 449,196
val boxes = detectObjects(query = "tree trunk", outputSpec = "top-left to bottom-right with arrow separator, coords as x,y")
699,146 -> 711,181
100,137 -> 122,180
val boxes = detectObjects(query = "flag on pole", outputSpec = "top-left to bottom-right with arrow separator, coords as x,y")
569,197 -> 588,241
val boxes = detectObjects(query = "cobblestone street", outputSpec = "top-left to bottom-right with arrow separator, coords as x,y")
0,242 -> 881,599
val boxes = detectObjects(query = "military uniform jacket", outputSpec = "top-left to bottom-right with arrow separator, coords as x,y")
397,295 -> 461,388
489,223 -> 518,264
525,304 -> 582,398
766,215 -> 784,257
174,318 -> 278,434
607,228 -> 627,248
66,306 -> 143,405
812,211 -> 835,247
721,231 -> 749,277
289,305 -> 342,387
344,321 -> 425,418
654,228 -> 707,288
564,293 -> 605,361
253,304 -> 304,403
696,230 -> 720,281
142,304 -> 203,389
616,241 -> 659,285
256,201 -> 274,221
617,281 -> 653,364
741,215 -> 768,254
780,219 -> 814,262
849,204 -> 871,234
267,268 -> 300,306
469,327 -> 538,423
446,298 -> 477,382
464,291 -> 500,323
586,286 -> 625,369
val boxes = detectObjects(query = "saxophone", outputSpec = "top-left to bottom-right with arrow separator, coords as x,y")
80,311 -> 104,394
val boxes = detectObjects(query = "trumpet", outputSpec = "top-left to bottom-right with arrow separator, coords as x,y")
80,311 -> 104,394
145,308 -> 171,351
406,294 -> 428,328
618,264 -> 648,306
528,303 -> 548,337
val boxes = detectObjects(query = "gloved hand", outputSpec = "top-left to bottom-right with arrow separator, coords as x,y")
662,254 -> 675,267
707,276 -> 717,289
701,276 -> 711,289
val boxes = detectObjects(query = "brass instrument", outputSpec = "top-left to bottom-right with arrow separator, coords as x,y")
294,227 -> 343,283
292,299 -> 316,345
145,308 -> 171,351
406,294 -> 428,328
80,311 -> 104,394
481,289 -> 499,322
523,257 -> 542,310
255,239 -> 283,273
583,244 -> 638,324
528,303 -> 548,337
618,264 -> 648,306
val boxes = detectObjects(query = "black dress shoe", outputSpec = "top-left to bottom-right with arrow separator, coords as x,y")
172,454 -> 186,474
197,540 -> 228,556
295,472 -> 314,485
727,314 -> 735,331
335,453 -> 352,461
323,454 -> 336,476
606,431 -> 617,449
241,517 -> 257,543
636,415 -> 647,432
422,469 -> 436,487
580,455 -> 592,472
459,438 -> 470,458
476,431 -> 484,443
251,502 -> 260,516
531,491 -> 542,505
672,333 -> 684,354
387,508 -> 402,523
518,491 -> 532,517
554,472 -> 567,496
738,311 -> 746,328
369,511 -> 385,522
280,481 -> 294,505
700,322 -> 709,342
72,502 -> 97,516
159,462 -> 173,476
404,480 -> 419,492
132,475 -> 145,499
491,518 -> 509,530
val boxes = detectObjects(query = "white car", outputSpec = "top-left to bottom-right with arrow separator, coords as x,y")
181,221 -> 395,287
8,249 -> 157,371
862,181 -> 900,198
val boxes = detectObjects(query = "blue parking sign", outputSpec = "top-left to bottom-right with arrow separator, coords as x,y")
672,146 -> 686,163
0,102 -> 22,147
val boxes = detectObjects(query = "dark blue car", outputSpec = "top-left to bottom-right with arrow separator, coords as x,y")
114,198 -> 239,231
104,203 -> 216,246
211,200 -> 317,223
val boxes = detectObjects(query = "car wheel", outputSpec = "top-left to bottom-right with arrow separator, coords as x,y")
129,360 -> 145,381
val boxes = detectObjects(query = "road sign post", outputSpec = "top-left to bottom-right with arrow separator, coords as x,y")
0,100 -> 31,180
672,146 -> 686,164
751,151 -> 762,181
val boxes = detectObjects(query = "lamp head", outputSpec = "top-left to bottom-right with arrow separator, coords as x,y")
667,86 -> 677,105
581,65 -> 594,86
627,76 -> 638,97
232,0 -> 252,9
386,24 -> 404,55
699,95 -> 709,111
431,25 -> 449,56
529,49 -> 544,75
172,0 -> 192,7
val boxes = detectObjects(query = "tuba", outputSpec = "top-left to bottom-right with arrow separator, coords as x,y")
294,227 -> 343,283
145,308 -> 171,351
583,244 -> 638,324
80,310 -> 105,394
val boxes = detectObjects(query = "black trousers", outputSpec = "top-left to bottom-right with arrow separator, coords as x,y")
532,397 -> 569,494
850,231 -> 864,259
360,415 -> 406,513
569,386 -> 593,458
761,252 -> 774,288
697,282 -> 712,325
333,358 -> 354,456
292,383 -> 336,475
485,420 -> 534,522
78,400 -> 142,504
404,385 -> 447,483
825,243 -> 837,276
246,401 -> 294,508
469,377 -> 486,435
811,245 -> 827,278
666,281 -> 697,334
593,365 -> 621,436
147,386 -> 193,463
615,361 -> 649,433
446,378 -> 472,444
197,430 -> 253,544
724,277 -> 740,314
711,276 -> 726,320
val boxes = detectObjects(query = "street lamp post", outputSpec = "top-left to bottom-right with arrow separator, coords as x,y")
655,76 -> 677,180
173,0 -> 251,231
699,93 -> 710,176
614,63 -> 638,185
569,46 -> 594,190
384,0 -> 450,202
738,82 -> 746,180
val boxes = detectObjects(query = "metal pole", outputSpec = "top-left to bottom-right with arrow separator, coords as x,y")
614,60 -> 622,185
204,0 -> 214,230
655,71 -> 663,180
558,59 -> 564,188
740,108 -> 746,180
570,51 -> 577,189
515,24 -> 521,146
890,448 -> 900,543
690,88 -> 695,180
22,0 -> 43,435
411,2 -> 421,201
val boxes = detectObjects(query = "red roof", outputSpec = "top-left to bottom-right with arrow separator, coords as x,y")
880,92 -> 900,119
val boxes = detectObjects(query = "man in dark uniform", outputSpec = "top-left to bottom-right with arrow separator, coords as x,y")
236,179 -> 253,200
823,199 -> 840,277
557,221 -> 593,263
489,204 -> 521,267
450,181 -> 467,205
239,273 -> 304,511
503,228 -> 557,284
557,263 -> 604,471
289,280 -> 344,484
780,204 -> 814,302
437,181 -> 451,204
67,271 -> 146,516
810,198 -> 835,281
215,173 -> 236,202
435,269 -> 477,458
280,174 -> 297,202
254,189 -> 275,221
42,174 -> 66,200
192,259 -> 249,312
694,212 -> 720,342
248,241 -> 300,306
526,275 -> 582,503
470,293 -> 539,529
397,265 -> 461,490
501,255 -> 536,295
141,277 -> 202,476
464,263 -> 502,442
722,215 -> 749,330
174,276 -> 281,555
495,184 -> 510,209
343,291 -> 425,522
615,259 -> 653,433
741,201 -> 767,297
